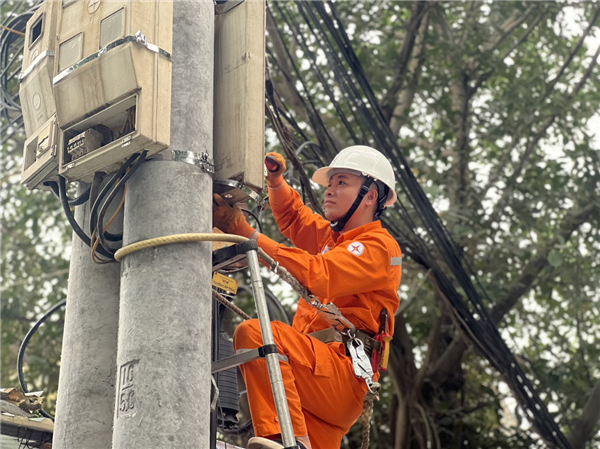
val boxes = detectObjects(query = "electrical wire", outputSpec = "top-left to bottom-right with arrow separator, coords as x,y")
45,182 -> 91,207
93,150 -> 148,257
54,176 -> 113,260
91,183 -> 126,265
88,152 -> 139,245
17,298 -> 66,421
266,2 -> 572,447
240,208 -> 263,235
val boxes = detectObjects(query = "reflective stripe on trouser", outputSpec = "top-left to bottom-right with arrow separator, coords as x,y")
233,319 -> 368,449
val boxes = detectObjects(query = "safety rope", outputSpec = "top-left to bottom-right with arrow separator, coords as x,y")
359,381 -> 380,449
212,289 -> 252,321
257,249 -> 312,300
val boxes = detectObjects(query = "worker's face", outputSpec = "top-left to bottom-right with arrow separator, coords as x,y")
324,173 -> 365,221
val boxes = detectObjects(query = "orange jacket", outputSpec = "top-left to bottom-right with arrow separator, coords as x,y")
257,180 -> 402,339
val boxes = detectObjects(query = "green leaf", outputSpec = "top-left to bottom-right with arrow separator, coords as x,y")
547,250 -> 563,268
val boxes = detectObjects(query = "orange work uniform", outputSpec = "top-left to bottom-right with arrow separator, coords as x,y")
233,180 -> 402,449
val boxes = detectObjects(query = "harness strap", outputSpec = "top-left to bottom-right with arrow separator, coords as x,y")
308,328 -> 382,356
330,177 -> 374,232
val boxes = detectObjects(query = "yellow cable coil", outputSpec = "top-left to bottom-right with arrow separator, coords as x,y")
114,233 -> 248,262
114,232 -> 311,302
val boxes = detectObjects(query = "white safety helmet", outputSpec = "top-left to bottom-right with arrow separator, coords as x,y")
312,145 -> 397,206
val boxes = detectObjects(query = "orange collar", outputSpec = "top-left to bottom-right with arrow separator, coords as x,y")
333,221 -> 382,245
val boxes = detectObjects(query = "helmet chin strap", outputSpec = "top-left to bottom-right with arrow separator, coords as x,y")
330,177 -> 374,233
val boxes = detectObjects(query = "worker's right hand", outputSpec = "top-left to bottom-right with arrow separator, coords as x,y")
212,194 -> 255,238
264,152 -> 286,188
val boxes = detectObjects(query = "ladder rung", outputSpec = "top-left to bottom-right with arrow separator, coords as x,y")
212,349 -> 262,374
217,440 -> 244,449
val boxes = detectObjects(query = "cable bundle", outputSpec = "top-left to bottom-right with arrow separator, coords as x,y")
266,2 -> 572,447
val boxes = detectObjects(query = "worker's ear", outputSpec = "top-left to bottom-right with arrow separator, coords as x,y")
364,188 -> 378,206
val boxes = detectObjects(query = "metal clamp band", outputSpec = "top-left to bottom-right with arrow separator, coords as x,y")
53,31 -> 171,85
18,50 -> 55,82
133,30 -> 171,59
213,178 -> 266,207
171,150 -> 214,175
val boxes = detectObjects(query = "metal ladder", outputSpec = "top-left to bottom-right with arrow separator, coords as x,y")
211,240 -> 297,449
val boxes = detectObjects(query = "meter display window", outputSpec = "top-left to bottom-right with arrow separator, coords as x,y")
100,9 -> 125,49
59,33 -> 83,72
29,14 -> 44,48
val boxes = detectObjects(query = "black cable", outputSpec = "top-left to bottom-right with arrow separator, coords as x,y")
55,176 -> 114,260
45,182 -> 90,207
94,151 -> 148,256
88,153 -> 139,241
274,2 -> 361,145
56,177 -> 89,247
266,4 -> 339,155
17,298 -> 66,421
240,208 -> 263,234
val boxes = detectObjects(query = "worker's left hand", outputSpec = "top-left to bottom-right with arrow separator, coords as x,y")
264,152 -> 286,188
212,194 -> 256,237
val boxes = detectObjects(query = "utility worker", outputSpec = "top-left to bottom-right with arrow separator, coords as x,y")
212,145 -> 402,449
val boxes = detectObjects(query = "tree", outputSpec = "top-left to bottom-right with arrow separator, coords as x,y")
1,0 -> 68,415
265,1 -> 600,448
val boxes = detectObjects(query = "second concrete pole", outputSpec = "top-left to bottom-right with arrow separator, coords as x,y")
112,2 -> 214,447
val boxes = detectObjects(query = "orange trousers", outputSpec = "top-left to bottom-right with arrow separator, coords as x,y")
233,320 -> 368,449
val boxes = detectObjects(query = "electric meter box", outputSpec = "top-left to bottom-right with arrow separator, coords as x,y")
54,0 -> 173,183
19,0 -> 59,139
20,114 -> 61,190
213,0 -> 265,197
18,1 -> 60,191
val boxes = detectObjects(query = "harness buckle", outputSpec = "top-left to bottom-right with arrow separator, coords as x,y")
345,335 -> 376,393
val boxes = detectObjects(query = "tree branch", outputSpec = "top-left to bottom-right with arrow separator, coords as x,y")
490,202 -> 599,323
482,5 -> 538,54
415,302 -> 444,389
389,9 -> 431,137
380,1 -> 431,122
483,37 -> 600,228
498,9 -> 548,62
429,201 -> 599,385
542,6 -> 600,103
448,71 -> 473,213
458,1 -> 481,48
472,6 -> 549,92
568,378 -> 600,449
389,314 -> 418,397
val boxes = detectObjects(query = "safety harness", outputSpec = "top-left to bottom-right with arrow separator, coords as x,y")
260,246 -> 391,449
300,294 -> 390,393
305,297 -> 390,449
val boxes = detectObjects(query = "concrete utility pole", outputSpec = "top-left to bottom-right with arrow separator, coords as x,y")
112,1 -> 214,448
53,183 -> 121,449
